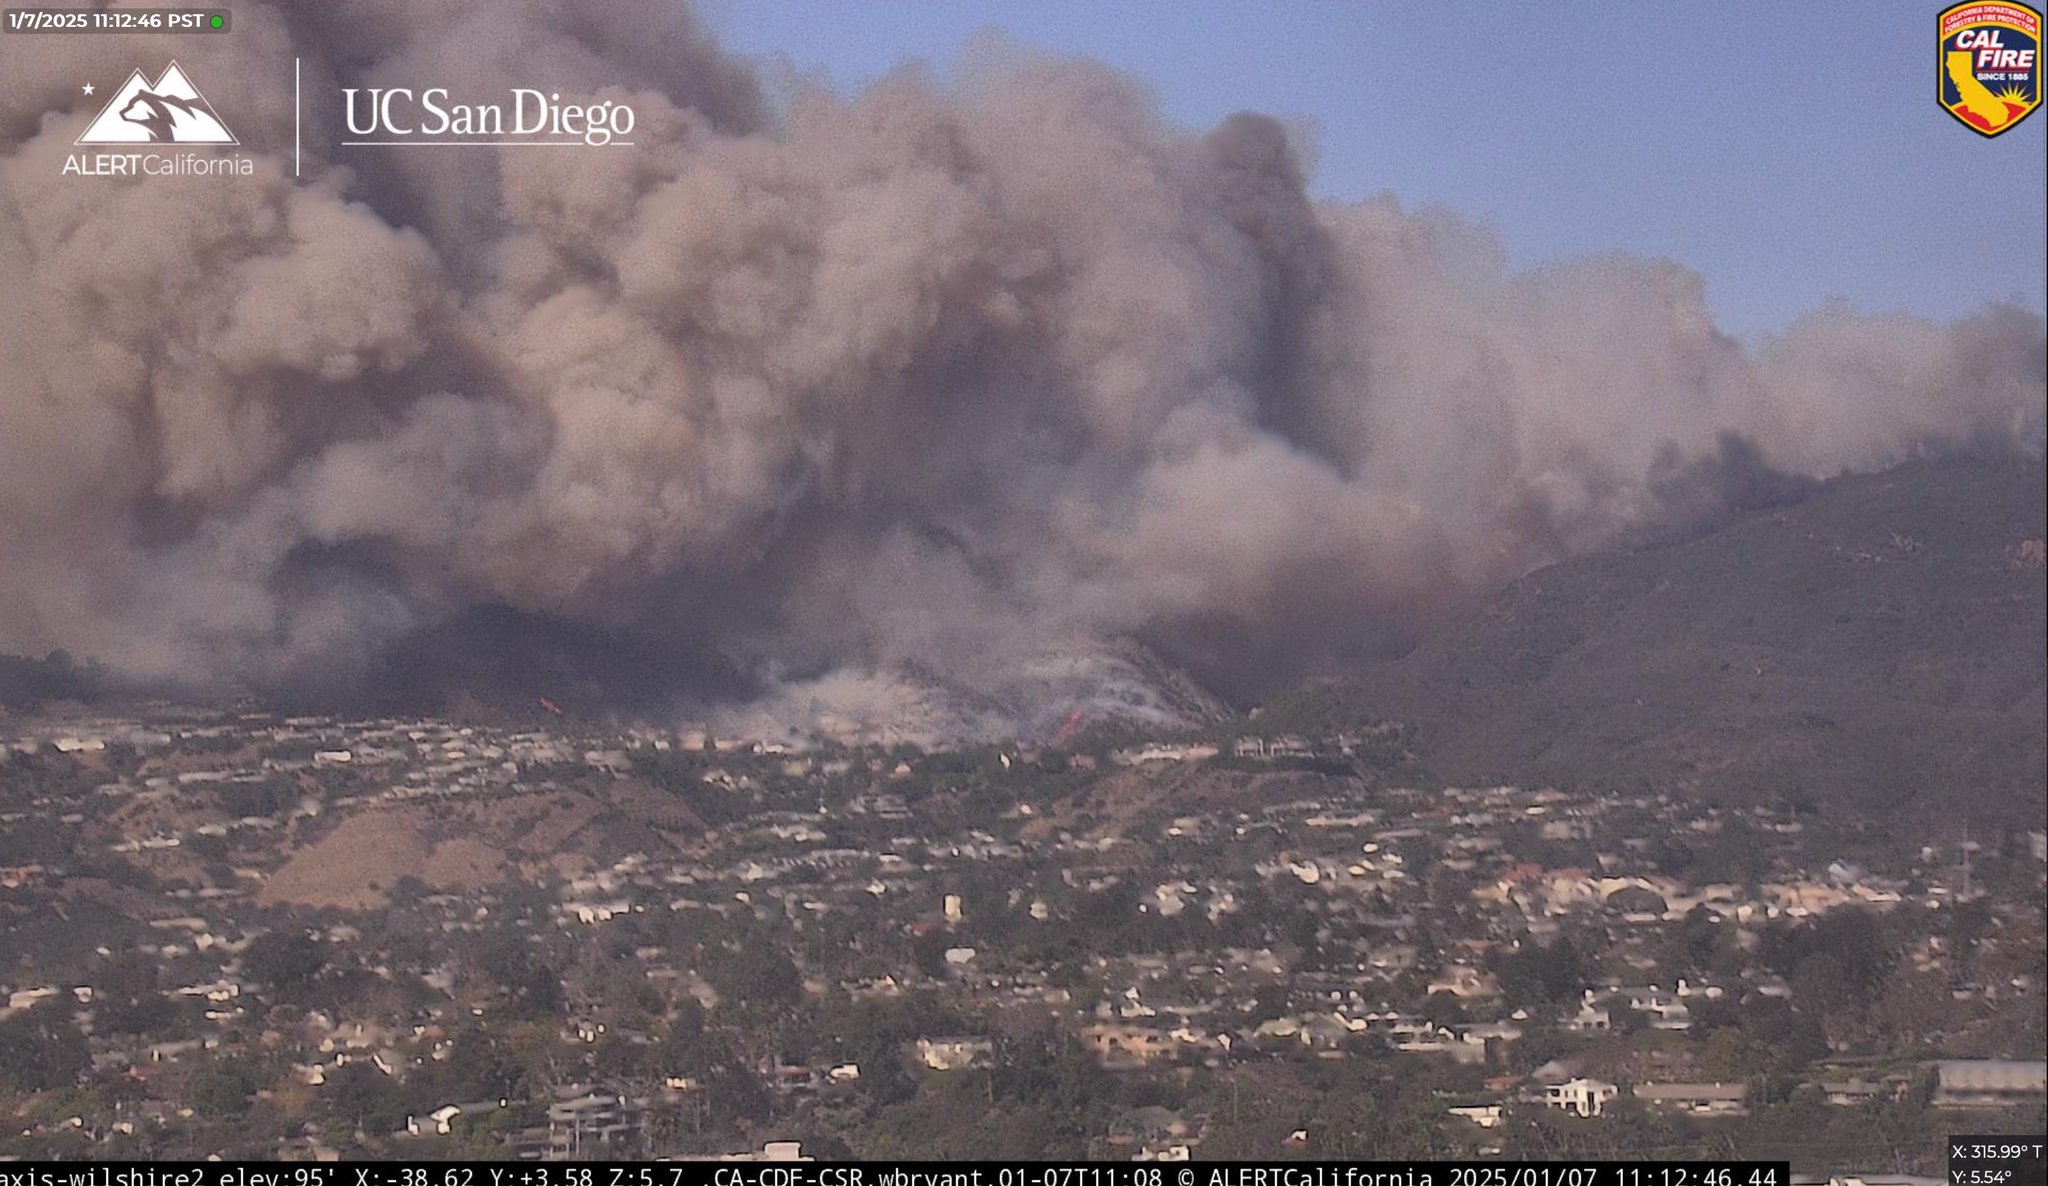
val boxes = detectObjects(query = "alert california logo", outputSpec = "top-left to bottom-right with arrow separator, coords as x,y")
76,60 -> 235,144
1938,1 -> 2042,136
62,59 -> 254,177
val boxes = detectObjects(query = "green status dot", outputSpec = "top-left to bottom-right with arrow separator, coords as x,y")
209,14 -> 223,28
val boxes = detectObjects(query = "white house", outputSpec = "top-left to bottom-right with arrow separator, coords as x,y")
916,1036 -> 993,1071
1544,1077 -> 1619,1118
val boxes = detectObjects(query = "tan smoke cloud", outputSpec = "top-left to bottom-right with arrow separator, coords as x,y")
0,2 -> 2041,726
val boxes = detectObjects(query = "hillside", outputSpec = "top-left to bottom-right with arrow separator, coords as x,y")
0,652 -> 108,711
1265,457 -> 2047,827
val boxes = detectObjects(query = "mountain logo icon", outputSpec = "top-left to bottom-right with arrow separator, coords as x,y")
75,61 -> 236,145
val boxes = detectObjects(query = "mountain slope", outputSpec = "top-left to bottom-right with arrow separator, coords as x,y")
708,638 -> 1236,748
1268,457 -> 2047,825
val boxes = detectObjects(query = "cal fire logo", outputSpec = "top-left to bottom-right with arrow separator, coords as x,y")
75,60 -> 235,145
1938,2 -> 2041,136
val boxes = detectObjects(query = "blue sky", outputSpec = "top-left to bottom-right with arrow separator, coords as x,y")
700,2 -> 2046,341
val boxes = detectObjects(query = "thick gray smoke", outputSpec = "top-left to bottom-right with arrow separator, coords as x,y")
2,1 -> 2043,733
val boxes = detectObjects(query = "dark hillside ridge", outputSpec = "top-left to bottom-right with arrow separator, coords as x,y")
1265,457 -> 2047,827
0,652 -> 109,712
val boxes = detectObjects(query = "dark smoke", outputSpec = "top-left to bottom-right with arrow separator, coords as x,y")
1643,431 -> 1823,540
2,2 -> 2043,734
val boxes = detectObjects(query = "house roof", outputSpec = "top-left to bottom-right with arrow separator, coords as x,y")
1935,1060 -> 2047,1091
1635,1082 -> 1748,1101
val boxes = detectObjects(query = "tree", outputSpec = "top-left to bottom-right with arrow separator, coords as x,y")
243,931 -> 326,995
1420,992 -> 1468,1028
706,940 -> 800,1013
703,1064 -> 770,1127
1761,908 -> 1893,1019
473,936 -> 562,1018
1675,904 -> 1723,971
1745,1000 -> 1828,1074
912,929 -> 954,981
406,1026 -> 528,1107
1791,951 -> 1854,1018
1493,934 -> 1587,1006
323,1061 -> 411,1134
0,1000 -> 86,1091
187,1059 -> 256,1118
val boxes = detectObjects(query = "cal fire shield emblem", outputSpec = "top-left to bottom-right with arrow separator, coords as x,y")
1938,2 -> 2042,136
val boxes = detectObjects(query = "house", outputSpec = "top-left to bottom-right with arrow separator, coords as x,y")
1267,736 -> 1313,759
4,986 -> 58,1013
1821,1076 -> 1910,1107
1633,1082 -> 1749,1116
699,1140 -> 810,1162
1544,1077 -> 1619,1118
175,978 -> 242,1004
1447,1104 -> 1504,1128
1618,985 -> 1694,1030
916,1036 -> 993,1071
410,1099 -> 506,1137
1931,1060 -> 2047,1108
1082,1024 -> 1180,1068
766,1064 -> 819,1093
1294,1013 -> 1363,1052
1461,1020 -> 1525,1045
1252,1015 -> 1301,1042
1426,965 -> 1500,999
1116,743 -> 1217,765
848,793 -> 911,820
1108,1104 -> 1194,1153
1565,992 -> 1613,1033
546,1090 -> 643,1159
563,899 -> 633,925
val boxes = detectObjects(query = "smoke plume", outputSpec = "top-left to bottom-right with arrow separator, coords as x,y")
2,2 -> 2043,733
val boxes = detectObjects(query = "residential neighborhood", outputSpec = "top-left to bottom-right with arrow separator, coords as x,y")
0,708 -> 2042,1168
